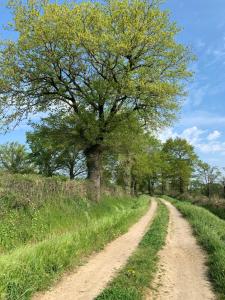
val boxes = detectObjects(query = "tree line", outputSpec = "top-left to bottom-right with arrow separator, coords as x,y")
1,132 -> 224,201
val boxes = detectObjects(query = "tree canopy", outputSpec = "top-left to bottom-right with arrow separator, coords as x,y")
0,142 -> 33,174
27,116 -> 86,178
0,0 -> 193,200
162,138 -> 198,194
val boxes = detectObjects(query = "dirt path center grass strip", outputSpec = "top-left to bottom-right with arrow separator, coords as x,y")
95,201 -> 169,300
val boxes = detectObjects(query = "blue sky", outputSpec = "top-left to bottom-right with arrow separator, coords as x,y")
0,0 -> 225,167
159,0 -> 225,167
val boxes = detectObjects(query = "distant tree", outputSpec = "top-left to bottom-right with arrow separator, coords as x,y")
103,117 -> 149,195
0,142 -> 33,174
221,169 -> 225,199
0,0 -> 192,200
130,137 -> 162,196
27,117 -> 86,179
197,161 -> 221,198
162,138 -> 198,194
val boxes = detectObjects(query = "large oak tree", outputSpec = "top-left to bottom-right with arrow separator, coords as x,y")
0,0 -> 192,200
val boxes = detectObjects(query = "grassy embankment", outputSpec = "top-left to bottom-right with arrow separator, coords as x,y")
172,193 -> 225,221
96,202 -> 169,300
0,173 -> 150,300
202,203 -> 225,220
164,196 -> 225,300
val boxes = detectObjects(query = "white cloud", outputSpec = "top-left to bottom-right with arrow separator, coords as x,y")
207,130 -> 221,141
157,128 -> 178,142
158,126 -> 205,146
180,126 -> 205,145
158,126 -> 225,156
198,141 -> 225,154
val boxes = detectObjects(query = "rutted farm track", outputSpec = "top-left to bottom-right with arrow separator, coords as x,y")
34,199 -> 216,300
33,200 -> 157,300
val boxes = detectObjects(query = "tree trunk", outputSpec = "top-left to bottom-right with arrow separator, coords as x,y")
207,182 -> 211,199
148,179 -> 151,195
148,178 -> 154,196
124,160 -> 132,195
179,177 -> 184,194
161,175 -> 166,195
85,145 -> 102,202
150,180 -> 155,196
69,165 -> 75,180
134,181 -> 138,196
131,175 -> 137,197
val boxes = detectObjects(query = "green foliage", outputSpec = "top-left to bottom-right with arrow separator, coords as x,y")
0,194 -> 149,299
162,138 -> 198,193
0,0 -> 192,156
195,161 -> 222,198
0,0 -> 193,200
27,116 -> 86,178
133,137 -> 163,195
96,202 -> 169,300
165,196 -> 225,300
0,142 -> 33,174
0,0 -> 192,133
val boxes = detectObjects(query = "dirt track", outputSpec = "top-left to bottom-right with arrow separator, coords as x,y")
146,200 -> 215,300
33,199 -> 157,300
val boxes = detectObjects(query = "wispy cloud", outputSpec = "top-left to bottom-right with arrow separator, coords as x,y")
198,141 -> 225,154
195,39 -> 206,50
180,126 -> 205,145
207,130 -> 221,141
158,126 -> 225,156
186,84 -> 209,107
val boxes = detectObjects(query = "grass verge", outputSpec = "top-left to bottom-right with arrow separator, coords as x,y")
164,196 -> 225,300
95,202 -> 169,300
201,203 -> 225,220
0,196 -> 149,300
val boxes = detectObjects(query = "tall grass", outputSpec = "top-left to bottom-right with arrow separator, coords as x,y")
96,202 -> 169,300
0,173 -> 125,253
168,193 -> 225,221
0,193 -> 149,300
164,196 -> 225,300
0,172 -> 86,211
0,196 -> 103,253
198,203 -> 225,221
